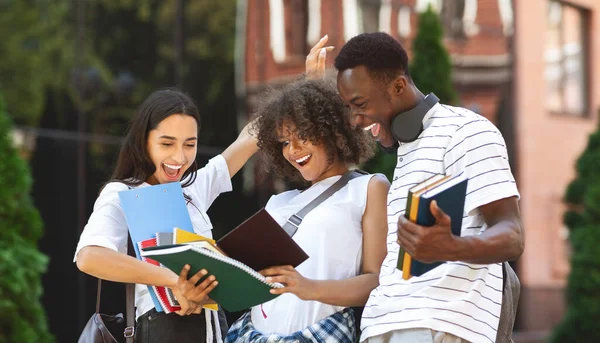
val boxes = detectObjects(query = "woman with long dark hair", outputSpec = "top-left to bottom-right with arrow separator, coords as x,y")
74,88 -> 257,343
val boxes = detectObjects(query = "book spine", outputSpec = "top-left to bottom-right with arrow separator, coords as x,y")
397,190 -> 413,271
402,193 -> 420,280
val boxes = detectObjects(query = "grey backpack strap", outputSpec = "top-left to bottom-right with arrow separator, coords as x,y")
495,262 -> 520,343
283,169 -> 369,237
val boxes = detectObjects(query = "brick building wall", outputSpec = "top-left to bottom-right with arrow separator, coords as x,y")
513,0 -> 600,334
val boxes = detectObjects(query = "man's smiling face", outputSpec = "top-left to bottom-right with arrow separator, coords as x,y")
336,66 -> 398,148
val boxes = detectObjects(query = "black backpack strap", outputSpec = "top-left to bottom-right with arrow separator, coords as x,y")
124,235 -> 136,342
124,183 -> 136,341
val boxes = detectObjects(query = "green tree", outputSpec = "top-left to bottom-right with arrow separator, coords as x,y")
363,6 -> 457,180
549,112 -> 600,343
410,5 -> 457,105
0,95 -> 54,343
0,0 -> 73,126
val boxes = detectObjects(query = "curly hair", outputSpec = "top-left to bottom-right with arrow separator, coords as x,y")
251,78 -> 375,183
334,32 -> 411,85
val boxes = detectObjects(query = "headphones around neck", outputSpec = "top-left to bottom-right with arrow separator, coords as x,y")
390,92 -> 440,143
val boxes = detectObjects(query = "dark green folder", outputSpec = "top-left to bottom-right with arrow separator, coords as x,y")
141,244 -> 282,312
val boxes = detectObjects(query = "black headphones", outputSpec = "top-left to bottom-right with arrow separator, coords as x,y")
390,92 -> 440,143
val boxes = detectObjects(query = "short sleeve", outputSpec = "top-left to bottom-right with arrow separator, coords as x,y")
186,155 -> 233,212
73,182 -> 130,262
443,119 -> 520,215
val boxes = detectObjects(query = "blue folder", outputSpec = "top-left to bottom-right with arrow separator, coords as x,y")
118,182 -> 195,312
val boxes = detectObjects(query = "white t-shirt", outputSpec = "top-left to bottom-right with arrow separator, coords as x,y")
73,155 -> 232,318
360,104 -> 520,343
250,173 -> 376,335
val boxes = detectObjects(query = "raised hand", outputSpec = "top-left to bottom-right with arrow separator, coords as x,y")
305,35 -> 335,79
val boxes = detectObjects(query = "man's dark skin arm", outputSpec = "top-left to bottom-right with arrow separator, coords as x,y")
397,196 -> 524,264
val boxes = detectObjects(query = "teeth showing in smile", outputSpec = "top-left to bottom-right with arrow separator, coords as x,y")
163,163 -> 183,170
363,123 -> 376,131
295,154 -> 311,164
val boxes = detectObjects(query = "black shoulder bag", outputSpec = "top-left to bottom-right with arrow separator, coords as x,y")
77,236 -> 136,343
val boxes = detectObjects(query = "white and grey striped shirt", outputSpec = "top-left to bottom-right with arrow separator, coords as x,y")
360,103 -> 520,343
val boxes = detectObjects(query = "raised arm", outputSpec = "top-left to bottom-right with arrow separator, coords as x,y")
221,120 -> 259,178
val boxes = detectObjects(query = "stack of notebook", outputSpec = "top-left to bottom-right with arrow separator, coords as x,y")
137,228 -> 219,313
397,174 -> 468,279
118,182 -> 309,313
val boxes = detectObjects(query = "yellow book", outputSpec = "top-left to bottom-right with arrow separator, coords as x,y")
402,192 -> 419,280
203,303 -> 219,311
173,227 -> 216,245
402,175 -> 451,280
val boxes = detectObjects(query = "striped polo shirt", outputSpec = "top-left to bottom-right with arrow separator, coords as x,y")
360,103 -> 520,343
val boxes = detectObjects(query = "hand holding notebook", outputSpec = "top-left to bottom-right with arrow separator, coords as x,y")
397,174 -> 468,279
119,183 -> 309,312
141,243 -> 284,312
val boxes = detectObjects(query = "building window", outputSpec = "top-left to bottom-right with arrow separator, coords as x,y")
284,0 -> 309,57
359,0 -> 381,33
441,0 -> 466,39
439,0 -> 479,39
545,1 -> 589,115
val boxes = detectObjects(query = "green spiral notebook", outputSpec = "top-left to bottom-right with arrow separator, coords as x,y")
140,243 -> 284,312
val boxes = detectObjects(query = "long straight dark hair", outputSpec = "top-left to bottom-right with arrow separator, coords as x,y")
110,88 -> 201,189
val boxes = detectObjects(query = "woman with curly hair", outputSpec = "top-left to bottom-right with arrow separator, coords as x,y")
225,78 -> 390,342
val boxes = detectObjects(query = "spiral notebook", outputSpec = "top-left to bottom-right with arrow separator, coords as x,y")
141,243 -> 284,312
137,237 -> 181,314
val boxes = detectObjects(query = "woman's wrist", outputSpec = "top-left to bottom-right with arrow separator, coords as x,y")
163,270 -> 179,289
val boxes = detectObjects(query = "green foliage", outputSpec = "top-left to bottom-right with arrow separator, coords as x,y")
549,110 -> 600,343
1,0 -> 236,132
364,6 -> 456,180
0,0 -> 73,126
0,96 -> 54,343
362,149 -> 397,182
409,5 -> 457,105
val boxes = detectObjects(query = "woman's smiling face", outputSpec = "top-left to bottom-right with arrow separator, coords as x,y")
146,114 -> 198,185
278,122 -> 347,183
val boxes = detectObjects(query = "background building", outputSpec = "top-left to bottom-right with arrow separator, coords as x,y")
239,0 -> 600,339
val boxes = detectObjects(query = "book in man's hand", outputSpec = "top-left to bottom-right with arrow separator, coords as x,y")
141,241 -> 284,312
397,174 -> 468,279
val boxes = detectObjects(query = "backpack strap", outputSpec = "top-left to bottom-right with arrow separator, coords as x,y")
282,169 -> 369,237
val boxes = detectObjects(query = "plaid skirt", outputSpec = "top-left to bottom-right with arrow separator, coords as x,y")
225,307 -> 356,343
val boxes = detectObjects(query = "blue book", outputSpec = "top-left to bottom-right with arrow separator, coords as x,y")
118,182 -> 195,312
400,174 -> 468,278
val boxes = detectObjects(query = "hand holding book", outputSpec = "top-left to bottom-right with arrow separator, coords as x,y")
397,174 -> 468,279
175,264 -> 219,305
397,200 -> 460,263
169,282 -> 205,316
261,265 -> 316,301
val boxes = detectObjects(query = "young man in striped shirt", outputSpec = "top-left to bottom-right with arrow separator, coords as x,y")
307,32 -> 524,343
